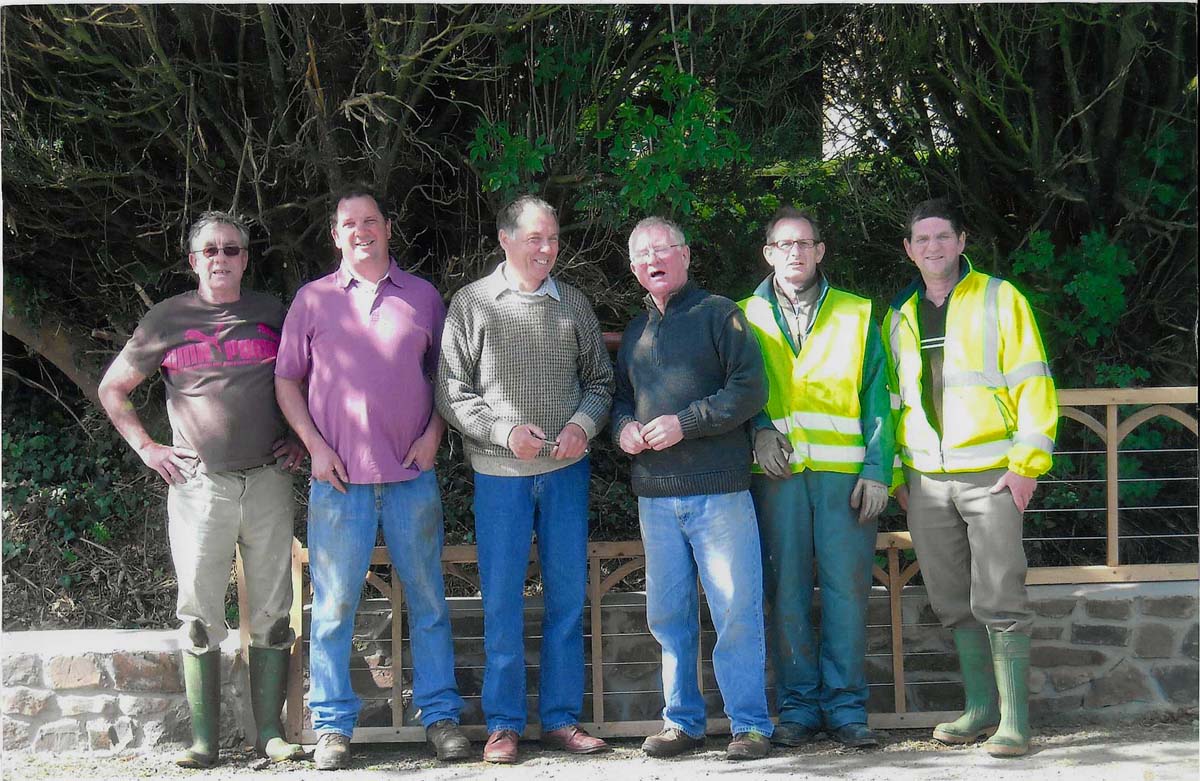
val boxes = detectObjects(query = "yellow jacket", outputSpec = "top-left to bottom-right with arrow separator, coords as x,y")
883,260 -> 1057,478
741,277 -> 894,481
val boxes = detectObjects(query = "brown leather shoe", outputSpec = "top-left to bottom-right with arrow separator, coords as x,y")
483,729 -> 520,764
642,728 -> 705,757
726,731 -> 770,760
541,724 -> 609,754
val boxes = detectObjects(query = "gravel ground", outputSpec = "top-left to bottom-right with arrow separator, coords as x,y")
4,720 -> 1197,781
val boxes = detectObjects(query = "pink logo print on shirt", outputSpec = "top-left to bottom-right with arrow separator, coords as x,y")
162,323 -> 280,373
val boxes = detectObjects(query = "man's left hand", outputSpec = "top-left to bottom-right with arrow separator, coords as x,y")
990,470 -> 1038,514
402,427 -> 442,472
273,437 -> 308,472
850,478 -> 888,524
641,415 -> 683,451
553,423 -> 589,460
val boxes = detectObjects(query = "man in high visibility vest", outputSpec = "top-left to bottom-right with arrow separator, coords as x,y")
739,207 -> 894,750
884,198 -> 1057,758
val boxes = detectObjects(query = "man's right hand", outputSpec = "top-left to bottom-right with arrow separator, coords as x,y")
753,428 -> 793,480
508,424 -> 547,460
618,421 -> 648,455
310,440 -> 350,494
895,483 -> 909,513
137,442 -> 198,484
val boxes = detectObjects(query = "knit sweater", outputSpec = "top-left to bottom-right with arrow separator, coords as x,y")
612,281 -> 768,497
436,264 -> 614,477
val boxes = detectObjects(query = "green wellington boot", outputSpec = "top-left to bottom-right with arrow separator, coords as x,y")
983,631 -> 1032,757
175,649 -> 221,768
248,647 -> 304,762
932,628 -> 1000,744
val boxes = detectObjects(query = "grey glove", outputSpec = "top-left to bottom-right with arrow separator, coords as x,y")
850,478 -> 888,523
754,428 -> 793,480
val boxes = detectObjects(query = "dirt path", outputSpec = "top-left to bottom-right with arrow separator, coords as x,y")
4,721 -> 1197,781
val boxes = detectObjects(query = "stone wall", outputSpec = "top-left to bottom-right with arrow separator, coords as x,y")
1,630 -> 250,753
1024,581 -> 1199,719
2,580 -> 1196,753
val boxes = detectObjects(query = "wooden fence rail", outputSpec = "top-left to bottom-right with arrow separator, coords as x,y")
235,386 -> 1197,743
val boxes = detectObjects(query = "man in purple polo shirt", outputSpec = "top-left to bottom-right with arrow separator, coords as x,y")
275,186 -> 468,770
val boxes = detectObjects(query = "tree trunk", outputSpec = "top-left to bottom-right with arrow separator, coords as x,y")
3,292 -> 103,407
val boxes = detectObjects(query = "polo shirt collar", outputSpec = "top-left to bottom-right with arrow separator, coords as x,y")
335,258 -> 406,290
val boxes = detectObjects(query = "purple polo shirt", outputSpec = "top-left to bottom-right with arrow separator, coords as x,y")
276,261 -> 445,484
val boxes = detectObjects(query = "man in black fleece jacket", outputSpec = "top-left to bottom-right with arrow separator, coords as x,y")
612,216 -> 774,761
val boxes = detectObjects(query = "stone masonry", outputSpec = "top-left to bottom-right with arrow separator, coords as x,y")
2,580 -> 1196,753
1,630 -> 251,754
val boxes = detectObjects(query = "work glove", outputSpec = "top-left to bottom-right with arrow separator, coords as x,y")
754,428 -> 793,480
850,478 -> 888,523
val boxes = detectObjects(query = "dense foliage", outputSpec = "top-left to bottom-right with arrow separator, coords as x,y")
2,4 -> 1196,628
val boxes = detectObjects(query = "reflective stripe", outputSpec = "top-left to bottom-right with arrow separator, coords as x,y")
944,363 -> 1051,389
942,370 -> 1001,388
1016,431 -> 1055,453
901,438 -> 1014,472
791,411 -> 862,435
1006,361 -> 1052,386
888,309 -> 904,363
983,276 -> 1002,379
889,392 -> 902,411
773,413 -> 864,437
789,443 -> 868,465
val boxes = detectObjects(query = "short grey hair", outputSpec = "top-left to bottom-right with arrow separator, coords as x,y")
187,211 -> 250,252
497,195 -> 556,235
628,216 -> 687,259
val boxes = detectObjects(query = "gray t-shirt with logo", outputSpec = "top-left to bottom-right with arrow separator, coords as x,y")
119,290 -> 287,472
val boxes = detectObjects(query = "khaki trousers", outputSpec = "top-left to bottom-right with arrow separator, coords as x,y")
905,466 -> 1032,635
167,464 -> 296,651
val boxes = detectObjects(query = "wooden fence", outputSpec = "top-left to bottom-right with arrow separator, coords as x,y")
236,386 -> 1198,743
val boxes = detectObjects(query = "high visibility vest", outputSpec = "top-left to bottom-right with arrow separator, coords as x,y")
883,262 -> 1057,478
740,286 -> 872,474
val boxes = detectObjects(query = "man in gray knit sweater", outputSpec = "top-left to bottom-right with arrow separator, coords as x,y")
436,195 -> 614,764
613,216 -> 775,760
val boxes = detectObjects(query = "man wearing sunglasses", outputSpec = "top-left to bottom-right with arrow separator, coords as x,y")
436,195 -> 613,764
275,187 -> 468,769
99,211 -> 305,768
739,206 -> 894,750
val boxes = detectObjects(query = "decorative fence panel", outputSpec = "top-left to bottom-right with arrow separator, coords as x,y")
234,387 -> 1197,743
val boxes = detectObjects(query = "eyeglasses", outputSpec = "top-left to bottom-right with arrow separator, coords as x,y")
632,244 -> 683,262
191,245 -> 245,258
768,239 -> 817,252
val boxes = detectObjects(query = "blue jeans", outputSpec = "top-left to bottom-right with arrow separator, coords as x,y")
751,471 -> 877,729
638,490 -> 774,738
307,472 -> 463,736
473,458 -> 590,734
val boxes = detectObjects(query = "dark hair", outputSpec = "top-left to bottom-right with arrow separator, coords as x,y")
764,206 -> 821,244
329,184 -> 389,228
908,198 -> 964,236
497,195 -> 556,235
187,210 -> 250,252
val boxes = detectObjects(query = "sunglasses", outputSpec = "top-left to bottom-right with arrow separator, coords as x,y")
192,245 -> 245,258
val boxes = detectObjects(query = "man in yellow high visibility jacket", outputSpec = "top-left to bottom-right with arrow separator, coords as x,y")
739,207 -> 894,750
884,198 -> 1057,758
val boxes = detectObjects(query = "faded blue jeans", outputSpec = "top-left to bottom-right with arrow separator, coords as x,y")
307,472 -> 464,736
638,490 -> 774,739
473,458 -> 590,734
751,470 -> 877,730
